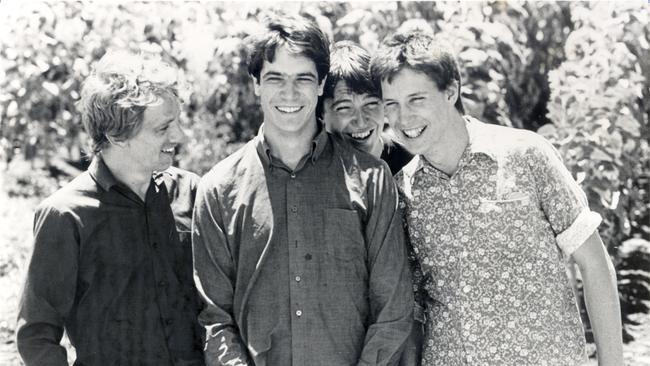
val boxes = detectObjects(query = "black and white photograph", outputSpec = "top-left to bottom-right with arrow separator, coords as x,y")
0,1 -> 648,365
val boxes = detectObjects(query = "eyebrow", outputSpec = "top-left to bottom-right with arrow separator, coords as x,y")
408,92 -> 427,98
261,71 -> 317,79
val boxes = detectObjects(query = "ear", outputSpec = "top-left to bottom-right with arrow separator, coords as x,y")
445,80 -> 459,106
317,76 -> 327,97
253,77 -> 261,97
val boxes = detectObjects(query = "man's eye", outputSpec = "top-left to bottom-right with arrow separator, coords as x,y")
364,101 -> 379,109
410,96 -> 425,104
265,77 -> 282,83
335,106 -> 351,113
297,77 -> 314,83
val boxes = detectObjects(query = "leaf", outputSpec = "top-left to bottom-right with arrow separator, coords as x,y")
616,115 -> 641,137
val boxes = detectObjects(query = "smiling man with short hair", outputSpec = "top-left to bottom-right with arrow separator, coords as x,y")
192,14 -> 413,366
321,40 -> 412,175
371,30 -> 623,366
17,51 -> 205,365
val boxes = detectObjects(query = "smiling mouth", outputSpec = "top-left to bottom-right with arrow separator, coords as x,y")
161,147 -> 176,154
346,128 -> 374,141
402,126 -> 426,139
275,106 -> 303,113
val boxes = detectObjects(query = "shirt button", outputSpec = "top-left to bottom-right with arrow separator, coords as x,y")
152,242 -> 158,249
290,173 -> 296,179
304,253 -> 312,261
290,206 -> 297,213
295,310 -> 302,317
159,280 -> 167,287
165,318 -> 174,325
295,276 -> 301,282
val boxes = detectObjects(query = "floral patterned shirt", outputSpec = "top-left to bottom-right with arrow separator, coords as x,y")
396,117 -> 601,366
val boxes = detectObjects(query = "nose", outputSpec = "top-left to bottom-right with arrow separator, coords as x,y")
348,108 -> 365,128
170,120 -> 188,144
397,104 -> 413,128
280,80 -> 300,99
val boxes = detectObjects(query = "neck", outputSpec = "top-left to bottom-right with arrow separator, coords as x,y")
101,149 -> 152,200
263,119 -> 318,170
422,113 -> 469,176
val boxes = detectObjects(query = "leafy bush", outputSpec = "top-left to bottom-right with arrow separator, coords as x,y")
540,1 -> 650,342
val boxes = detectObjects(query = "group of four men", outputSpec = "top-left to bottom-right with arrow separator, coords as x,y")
17,13 -> 622,366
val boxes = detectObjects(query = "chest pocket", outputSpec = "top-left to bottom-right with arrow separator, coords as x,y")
324,208 -> 366,262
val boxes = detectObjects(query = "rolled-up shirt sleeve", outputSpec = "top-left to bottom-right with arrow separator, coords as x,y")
530,136 -> 602,256
192,177 -> 251,366
358,163 -> 414,366
17,202 -> 78,366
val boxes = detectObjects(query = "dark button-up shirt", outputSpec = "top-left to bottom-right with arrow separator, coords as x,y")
192,126 -> 414,366
17,157 -> 205,366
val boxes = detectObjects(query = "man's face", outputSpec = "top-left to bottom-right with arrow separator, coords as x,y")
254,45 -> 325,138
121,92 -> 185,173
323,81 -> 384,156
381,68 -> 457,156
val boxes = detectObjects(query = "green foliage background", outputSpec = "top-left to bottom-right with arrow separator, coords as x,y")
1,0 -> 649,352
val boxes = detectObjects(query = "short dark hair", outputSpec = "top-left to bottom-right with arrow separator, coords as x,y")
247,13 -> 330,84
322,41 -> 378,101
370,31 -> 465,114
77,50 -> 180,155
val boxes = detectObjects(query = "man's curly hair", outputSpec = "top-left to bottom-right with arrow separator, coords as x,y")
77,50 -> 180,155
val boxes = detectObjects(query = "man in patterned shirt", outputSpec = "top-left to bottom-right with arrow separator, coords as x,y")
370,31 -> 623,365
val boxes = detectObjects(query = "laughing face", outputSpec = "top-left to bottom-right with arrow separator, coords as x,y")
254,45 -> 325,139
381,68 -> 458,156
323,81 -> 384,157
120,92 -> 185,174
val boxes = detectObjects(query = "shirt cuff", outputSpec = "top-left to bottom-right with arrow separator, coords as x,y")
556,210 -> 602,256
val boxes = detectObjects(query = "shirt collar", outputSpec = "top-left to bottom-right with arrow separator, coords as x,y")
464,115 -> 498,160
403,115 -> 498,180
88,155 -> 119,191
254,122 -> 328,167
89,155 -> 165,192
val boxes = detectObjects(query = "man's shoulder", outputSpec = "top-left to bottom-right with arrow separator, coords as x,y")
36,171 -> 99,215
329,134 -> 390,172
471,119 -> 551,159
201,140 -> 258,189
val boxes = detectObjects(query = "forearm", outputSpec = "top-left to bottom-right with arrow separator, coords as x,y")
573,232 -> 623,366
16,321 -> 69,366
580,259 -> 623,366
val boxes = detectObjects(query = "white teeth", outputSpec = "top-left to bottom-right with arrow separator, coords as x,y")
402,126 -> 426,139
349,129 -> 372,140
161,147 -> 175,153
276,106 -> 302,113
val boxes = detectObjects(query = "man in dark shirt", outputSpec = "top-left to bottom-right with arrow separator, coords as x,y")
192,14 -> 414,366
16,51 -> 204,365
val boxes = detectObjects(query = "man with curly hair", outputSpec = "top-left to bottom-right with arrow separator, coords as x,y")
17,50 -> 205,365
